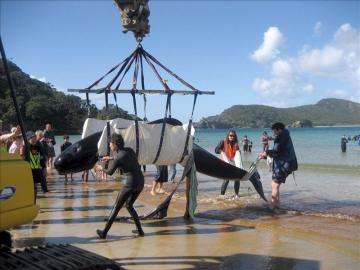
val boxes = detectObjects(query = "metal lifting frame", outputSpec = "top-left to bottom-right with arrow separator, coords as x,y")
68,44 -> 214,162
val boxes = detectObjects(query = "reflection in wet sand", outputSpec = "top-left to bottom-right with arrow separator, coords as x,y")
10,171 -> 360,270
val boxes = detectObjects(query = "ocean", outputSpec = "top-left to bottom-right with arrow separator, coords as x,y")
54,126 -> 360,220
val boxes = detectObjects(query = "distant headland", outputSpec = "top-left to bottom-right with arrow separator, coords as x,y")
195,98 -> 360,128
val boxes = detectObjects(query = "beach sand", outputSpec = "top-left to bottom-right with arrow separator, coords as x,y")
10,169 -> 360,270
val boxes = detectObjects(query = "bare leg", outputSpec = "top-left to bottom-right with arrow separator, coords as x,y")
271,181 -> 281,208
157,182 -> 165,194
150,181 -> 157,196
48,157 -> 54,169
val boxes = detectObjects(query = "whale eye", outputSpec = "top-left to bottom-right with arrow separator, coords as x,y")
73,145 -> 81,153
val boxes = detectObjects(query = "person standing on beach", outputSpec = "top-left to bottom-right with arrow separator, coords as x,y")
44,123 -> 56,168
8,128 -> 23,154
341,135 -> 348,153
96,133 -> 144,239
61,135 -> 73,183
151,165 -> 168,195
23,131 -> 49,195
215,129 -> 243,198
36,130 -> 50,181
258,122 -> 297,210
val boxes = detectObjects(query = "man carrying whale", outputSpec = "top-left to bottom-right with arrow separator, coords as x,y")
96,133 -> 145,239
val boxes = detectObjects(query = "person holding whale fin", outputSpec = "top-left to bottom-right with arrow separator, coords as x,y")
96,133 -> 145,239
259,122 -> 297,210
215,129 -> 243,198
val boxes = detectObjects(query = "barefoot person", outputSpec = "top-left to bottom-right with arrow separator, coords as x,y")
96,133 -> 144,239
258,122 -> 297,210
151,165 -> 168,195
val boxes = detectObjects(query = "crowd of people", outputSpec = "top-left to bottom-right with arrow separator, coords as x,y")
0,123 -> 75,194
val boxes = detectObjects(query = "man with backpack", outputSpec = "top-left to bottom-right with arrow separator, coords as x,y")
259,122 -> 297,210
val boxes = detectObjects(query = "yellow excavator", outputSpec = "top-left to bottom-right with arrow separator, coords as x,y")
0,2 -> 148,267
0,36 -> 121,269
0,38 -> 39,247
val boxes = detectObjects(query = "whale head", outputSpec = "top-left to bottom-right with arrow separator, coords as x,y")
54,132 -> 102,174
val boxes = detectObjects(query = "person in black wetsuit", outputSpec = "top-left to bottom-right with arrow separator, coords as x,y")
341,135 -> 348,153
96,133 -> 145,239
60,135 -> 73,183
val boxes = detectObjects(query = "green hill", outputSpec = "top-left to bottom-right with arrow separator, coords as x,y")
196,99 -> 360,128
0,61 -> 134,134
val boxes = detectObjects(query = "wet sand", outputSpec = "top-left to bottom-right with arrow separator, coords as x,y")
10,170 -> 360,270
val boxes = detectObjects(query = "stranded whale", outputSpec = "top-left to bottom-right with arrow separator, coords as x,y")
54,118 -> 266,201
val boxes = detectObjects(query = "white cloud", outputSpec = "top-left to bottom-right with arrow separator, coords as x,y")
313,21 -> 322,36
252,58 -> 296,97
252,76 -> 295,97
30,75 -> 47,83
251,23 -> 360,101
271,59 -> 293,78
299,23 -> 360,88
251,27 -> 284,63
303,84 -> 314,93
298,45 -> 344,74
327,89 -> 348,98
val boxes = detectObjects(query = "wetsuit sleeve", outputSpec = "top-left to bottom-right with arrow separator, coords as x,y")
215,140 -> 224,154
102,159 -> 119,175
102,152 -> 125,175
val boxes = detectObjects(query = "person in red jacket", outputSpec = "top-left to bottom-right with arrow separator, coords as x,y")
215,129 -> 243,198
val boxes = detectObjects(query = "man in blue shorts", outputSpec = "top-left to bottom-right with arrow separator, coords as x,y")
259,122 -> 297,209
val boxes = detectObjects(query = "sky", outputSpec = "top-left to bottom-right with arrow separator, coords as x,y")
1,0 -> 359,122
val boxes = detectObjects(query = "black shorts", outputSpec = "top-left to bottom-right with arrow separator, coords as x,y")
272,160 -> 291,184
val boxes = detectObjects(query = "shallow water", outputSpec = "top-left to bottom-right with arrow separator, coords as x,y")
54,126 -> 360,220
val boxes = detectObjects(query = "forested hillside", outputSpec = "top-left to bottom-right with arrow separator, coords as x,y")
0,61 -> 134,134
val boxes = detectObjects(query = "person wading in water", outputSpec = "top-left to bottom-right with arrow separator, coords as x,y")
259,122 -> 297,210
215,129 -> 243,199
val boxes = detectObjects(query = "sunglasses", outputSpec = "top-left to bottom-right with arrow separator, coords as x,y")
229,134 -> 235,137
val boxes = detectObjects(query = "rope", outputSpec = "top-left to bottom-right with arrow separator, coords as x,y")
179,92 -> 198,163
86,47 -> 137,89
142,49 -> 198,91
140,48 -> 174,164
85,93 -> 91,117
139,53 -> 147,121
152,92 -> 173,164
131,52 -> 141,157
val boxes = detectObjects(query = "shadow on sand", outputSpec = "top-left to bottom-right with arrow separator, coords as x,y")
114,254 -> 320,270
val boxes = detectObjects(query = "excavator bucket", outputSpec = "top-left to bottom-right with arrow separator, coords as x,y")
113,0 -> 150,41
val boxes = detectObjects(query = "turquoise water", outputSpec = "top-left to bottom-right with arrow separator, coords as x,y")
54,126 -> 360,219
195,127 -> 360,167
